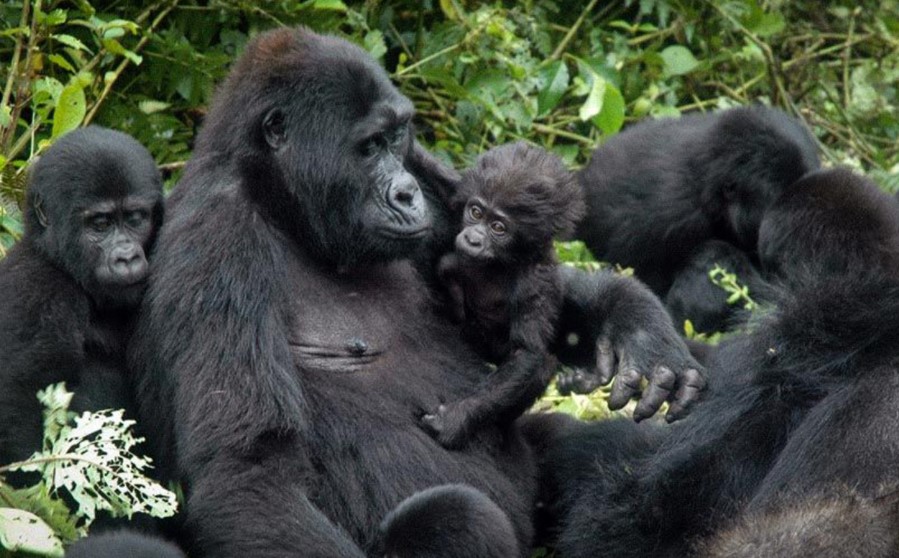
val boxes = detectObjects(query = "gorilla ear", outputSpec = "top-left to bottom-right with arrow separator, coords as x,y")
33,194 -> 50,228
263,108 -> 287,149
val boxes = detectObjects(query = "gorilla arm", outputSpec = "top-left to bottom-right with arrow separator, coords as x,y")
553,266 -> 706,422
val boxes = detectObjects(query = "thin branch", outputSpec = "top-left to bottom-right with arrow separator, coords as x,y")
84,0 -> 179,125
549,0 -> 600,61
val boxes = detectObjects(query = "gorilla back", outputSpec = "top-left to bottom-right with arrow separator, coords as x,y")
128,27 -> 535,558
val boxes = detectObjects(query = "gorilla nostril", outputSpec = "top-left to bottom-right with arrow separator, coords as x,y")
393,189 -> 414,206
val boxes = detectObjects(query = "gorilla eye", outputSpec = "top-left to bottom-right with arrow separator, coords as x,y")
125,210 -> 149,227
88,215 -> 112,232
490,221 -> 506,235
469,205 -> 483,220
263,109 -> 287,149
361,134 -> 388,156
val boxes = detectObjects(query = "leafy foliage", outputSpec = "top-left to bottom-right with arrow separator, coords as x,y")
0,384 -> 178,556
709,263 -> 758,311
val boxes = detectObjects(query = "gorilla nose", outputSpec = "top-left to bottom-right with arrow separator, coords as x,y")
388,174 -> 421,211
111,245 -> 148,283
464,232 -> 482,247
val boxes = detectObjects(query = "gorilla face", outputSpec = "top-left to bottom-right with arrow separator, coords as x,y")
25,126 -> 163,309
228,29 -> 432,268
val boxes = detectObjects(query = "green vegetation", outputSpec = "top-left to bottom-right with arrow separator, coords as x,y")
1,0 -> 897,552
0,384 -> 178,557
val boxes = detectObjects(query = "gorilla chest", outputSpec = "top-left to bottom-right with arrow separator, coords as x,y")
284,258 -> 431,374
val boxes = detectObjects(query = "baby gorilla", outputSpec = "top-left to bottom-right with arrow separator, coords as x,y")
422,142 -> 584,448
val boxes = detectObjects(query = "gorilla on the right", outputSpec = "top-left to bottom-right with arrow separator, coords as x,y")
530,166 -> 899,558
576,105 -> 820,332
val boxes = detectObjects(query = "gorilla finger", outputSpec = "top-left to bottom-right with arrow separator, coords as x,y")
633,366 -> 676,422
608,367 -> 642,410
665,368 -> 707,423
595,336 -> 615,384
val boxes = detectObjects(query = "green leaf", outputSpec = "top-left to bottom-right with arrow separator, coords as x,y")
102,39 -> 143,65
363,30 -> 386,60
743,3 -> 785,37
0,508 -> 65,557
0,484 -> 79,543
591,83 -> 625,135
51,83 -> 86,139
579,75 -> 605,122
439,0 -> 461,21
537,61 -> 569,116
138,100 -> 170,114
312,0 -> 347,10
39,9 -> 68,26
660,45 -> 699,77
47,54 -> 75,73
51,34 -> 89,52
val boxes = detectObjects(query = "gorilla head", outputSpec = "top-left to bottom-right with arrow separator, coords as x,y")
25,126 -> 163,308
195,27 -> 429,267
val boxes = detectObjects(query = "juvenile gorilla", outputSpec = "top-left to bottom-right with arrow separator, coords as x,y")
423,142 -> 585,447
758,167 -> 899,282
532,272 -> 899,557
129,27 -> 702,557
0,126 -> 163,468
576,105 -> 819,331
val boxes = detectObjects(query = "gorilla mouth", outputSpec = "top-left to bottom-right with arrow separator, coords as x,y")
378,224 -> 430,239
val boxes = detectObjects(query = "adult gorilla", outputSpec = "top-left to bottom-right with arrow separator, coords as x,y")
129,27 -> 700,557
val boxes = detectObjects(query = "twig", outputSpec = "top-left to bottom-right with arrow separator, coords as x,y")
84,0 -> 179,125
1,0 -> 40,154
549,0 -> 600,61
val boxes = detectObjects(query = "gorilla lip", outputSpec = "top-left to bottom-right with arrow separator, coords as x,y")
378,224 -> 430,239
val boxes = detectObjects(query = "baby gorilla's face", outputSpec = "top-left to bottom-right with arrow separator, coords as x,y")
455,196 -> 514,262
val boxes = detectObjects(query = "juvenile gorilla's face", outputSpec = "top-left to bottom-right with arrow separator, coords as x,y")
77,195 -> 157,308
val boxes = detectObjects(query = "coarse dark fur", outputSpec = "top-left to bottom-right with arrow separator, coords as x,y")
0,126 -> 162,469
533,270 -> 899,558
575,105 -> 818,327
664,240 -> 767,334
128,27 -> 706,558
697,486 -> 899,558
66,531 -> 185,558
374,484 -> 520,558
127,27 -> 539,558
423,142 -> 584,448
551,266 -> 706,422
759,166 -> 899,283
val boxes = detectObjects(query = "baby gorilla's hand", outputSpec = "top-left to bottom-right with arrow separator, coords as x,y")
421,404 -> 472,449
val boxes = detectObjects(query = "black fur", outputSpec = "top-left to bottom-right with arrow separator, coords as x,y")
0,126 -> 162,468
535,271 -> 899,557
552,266 -> 706,421
375,484 -> 520,558
127,27 -> 539,558
423,142 -> 584,447
576,105 -> 818,329
66,531 -> 185,558
759,166 -> 899,282
665,240 -> 766,334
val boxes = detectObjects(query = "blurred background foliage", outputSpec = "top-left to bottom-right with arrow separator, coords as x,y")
1,0 -> 898,254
